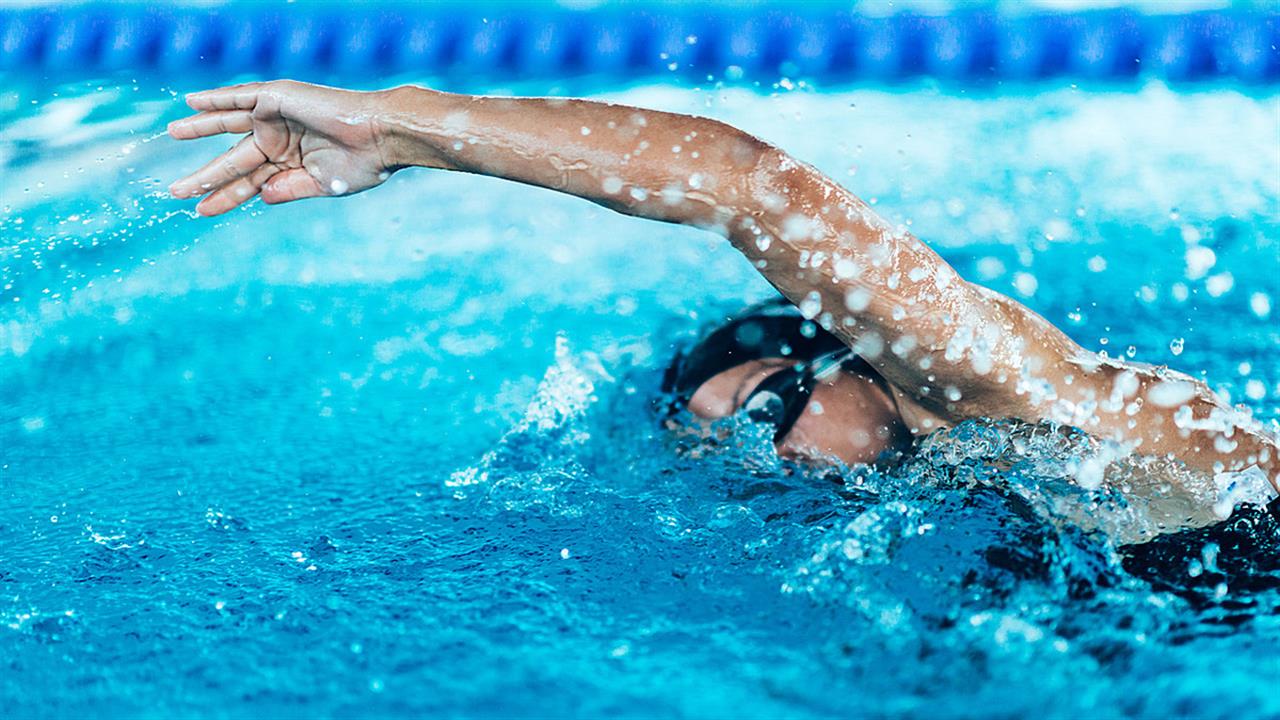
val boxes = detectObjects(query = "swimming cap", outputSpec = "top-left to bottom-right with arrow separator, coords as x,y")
660,297 -> 868,441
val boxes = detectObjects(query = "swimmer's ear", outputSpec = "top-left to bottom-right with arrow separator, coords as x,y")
261,169 -> 325,204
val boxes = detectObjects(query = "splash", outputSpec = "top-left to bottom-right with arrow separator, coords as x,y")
447,336 -> 612,510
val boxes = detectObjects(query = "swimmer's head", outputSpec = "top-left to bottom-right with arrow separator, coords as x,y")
660,299 -> 911,466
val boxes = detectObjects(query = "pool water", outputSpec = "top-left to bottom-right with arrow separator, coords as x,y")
2,75 -> 1279,717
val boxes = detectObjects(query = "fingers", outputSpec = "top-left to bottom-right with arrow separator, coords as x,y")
261,168 -> 326,205
167,110 -> 254,140
185,82 -> 266,111
190,165 -> 327,216
195,163 -> 281,217
170,134 -> 267,199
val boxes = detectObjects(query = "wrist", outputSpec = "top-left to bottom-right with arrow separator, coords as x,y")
370,84 -> 449,170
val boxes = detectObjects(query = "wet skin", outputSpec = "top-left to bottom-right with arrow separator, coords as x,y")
168,80 -> 1280,514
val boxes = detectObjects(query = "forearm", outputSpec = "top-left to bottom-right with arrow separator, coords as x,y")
372,86 -> 1040,418
374,85 -> 769,232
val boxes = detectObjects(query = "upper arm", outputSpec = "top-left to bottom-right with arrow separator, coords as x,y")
723,146 -> 1081,421
678,139 -> 1276,491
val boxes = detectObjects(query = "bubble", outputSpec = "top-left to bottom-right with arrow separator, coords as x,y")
852,331 -> 884,358
329,178 -> 349,195
891,334 -> 917,357
844,288 -> 871,312
1169,338 -> 1184,356
1249,292 -> 1272,318
799,291 -> 822,320
602,176 -> 624,195
1204,272 -> 1234,297
1149,380 -> 1196,407
976,257 -> 1005,280
1074,455 -> 1106,490
834,258 -> 860,279
1013,272 -> 1038,297
1184,245 -> 1215,280
1043,218 -> 1071,241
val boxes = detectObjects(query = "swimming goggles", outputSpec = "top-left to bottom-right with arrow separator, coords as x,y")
661,298 -> 869,442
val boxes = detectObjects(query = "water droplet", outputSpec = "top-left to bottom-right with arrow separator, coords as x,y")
799,291 -> 822,319
844,288 -> 871,312
1013,272 -> 1038,297
1249,292 -> 1272,318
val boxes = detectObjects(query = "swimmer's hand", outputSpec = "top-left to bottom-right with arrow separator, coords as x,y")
168,80 -> 396,216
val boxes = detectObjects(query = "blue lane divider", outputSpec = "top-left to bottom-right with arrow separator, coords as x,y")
0,5 -> 1276,83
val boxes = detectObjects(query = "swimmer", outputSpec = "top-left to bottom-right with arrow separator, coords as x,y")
168,80 -> 1279,525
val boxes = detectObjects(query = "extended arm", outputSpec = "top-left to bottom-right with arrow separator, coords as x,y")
169,82 -> 1012,400
169,81 -> 1278,494
371,90 -> 1083,422
178,83 -> 1039,405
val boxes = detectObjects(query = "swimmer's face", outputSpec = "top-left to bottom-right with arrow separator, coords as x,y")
683,358 -> 911,466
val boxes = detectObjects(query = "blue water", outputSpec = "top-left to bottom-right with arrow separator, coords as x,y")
2,75 -> 1279,718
